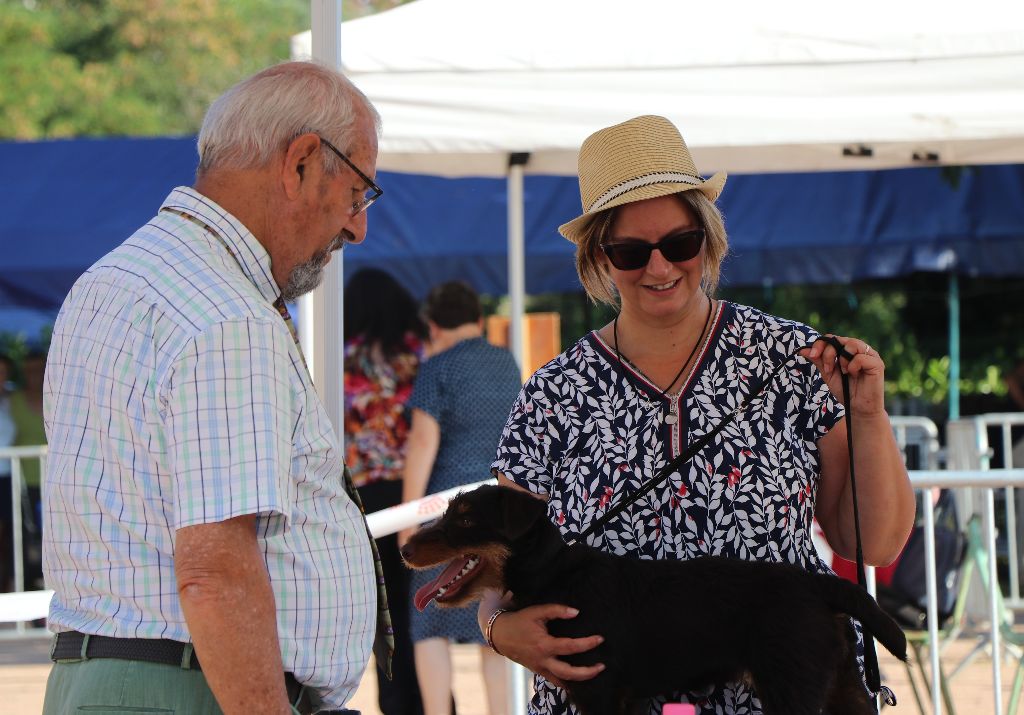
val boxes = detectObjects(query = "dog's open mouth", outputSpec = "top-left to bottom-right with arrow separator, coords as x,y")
414,555 -> 482,610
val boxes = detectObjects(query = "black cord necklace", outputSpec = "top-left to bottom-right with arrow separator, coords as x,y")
612,297 -> 714,425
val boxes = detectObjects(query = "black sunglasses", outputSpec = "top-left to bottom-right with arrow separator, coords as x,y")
601,229 -> 706,271
317,135 -> 383,215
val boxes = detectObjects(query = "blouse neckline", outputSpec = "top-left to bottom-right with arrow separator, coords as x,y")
587,299 -> 728,403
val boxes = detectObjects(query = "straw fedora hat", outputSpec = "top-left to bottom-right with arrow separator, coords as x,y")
558,115 -> 727,244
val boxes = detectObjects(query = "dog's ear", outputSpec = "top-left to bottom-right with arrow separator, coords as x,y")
500,487 -> 549,540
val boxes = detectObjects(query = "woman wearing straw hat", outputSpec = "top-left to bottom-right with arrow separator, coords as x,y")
480,115 -> 915,714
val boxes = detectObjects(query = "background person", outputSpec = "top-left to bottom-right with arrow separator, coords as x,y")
1007,358 -> 1024,467
399,281 -> 522,715
42,60 -> 385,715
0,354 -> 14,591
344,267 -> 428,715
481,115 -> 915,715
9,348 -> 46,590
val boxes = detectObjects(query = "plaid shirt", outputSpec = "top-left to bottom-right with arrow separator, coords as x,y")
43,187 -> 376,708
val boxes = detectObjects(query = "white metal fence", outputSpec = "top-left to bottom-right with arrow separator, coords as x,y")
0,445 -> 46,637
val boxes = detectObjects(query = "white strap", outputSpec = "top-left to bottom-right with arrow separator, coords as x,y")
589,172 -> 702,213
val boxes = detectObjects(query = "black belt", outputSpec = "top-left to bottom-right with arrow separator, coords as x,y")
50,631 -> 355,714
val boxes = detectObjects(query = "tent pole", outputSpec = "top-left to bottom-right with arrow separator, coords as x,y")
506,152 -> 531,714
949,273 -> 960,421
305,0 -> 345,436
507,153 -> 529,372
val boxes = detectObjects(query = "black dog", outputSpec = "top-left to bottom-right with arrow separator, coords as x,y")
401,484 -> 907,715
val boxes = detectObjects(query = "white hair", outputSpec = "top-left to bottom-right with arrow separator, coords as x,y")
197,60 -> 381,174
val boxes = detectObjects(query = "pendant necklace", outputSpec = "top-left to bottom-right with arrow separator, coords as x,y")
613,297 -> 714,426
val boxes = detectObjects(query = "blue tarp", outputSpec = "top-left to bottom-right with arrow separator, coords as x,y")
2,137 -> 1023,311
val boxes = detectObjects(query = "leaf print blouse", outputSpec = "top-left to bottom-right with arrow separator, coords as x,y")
492,301 -> 848,715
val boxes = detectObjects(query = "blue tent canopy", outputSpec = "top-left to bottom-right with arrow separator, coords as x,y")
2,137 -> 1023,311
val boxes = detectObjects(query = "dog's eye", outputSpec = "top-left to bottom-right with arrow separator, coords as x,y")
456,517 -> 473,528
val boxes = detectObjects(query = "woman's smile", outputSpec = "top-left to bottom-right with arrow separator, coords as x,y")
643,277 -> 681,292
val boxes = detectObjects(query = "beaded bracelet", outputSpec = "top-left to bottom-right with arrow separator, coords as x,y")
485,608 -> 508,656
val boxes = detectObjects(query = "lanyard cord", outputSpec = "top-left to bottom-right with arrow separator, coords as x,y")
612,298 -> 713,401
571,334 -> 889,701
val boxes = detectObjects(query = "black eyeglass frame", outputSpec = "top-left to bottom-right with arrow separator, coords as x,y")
601,228 -> 706,271
317,135 -> 383,216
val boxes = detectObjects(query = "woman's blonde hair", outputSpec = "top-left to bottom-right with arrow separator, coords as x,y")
575,191 -> 728,306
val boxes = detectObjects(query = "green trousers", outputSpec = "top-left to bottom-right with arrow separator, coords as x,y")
43,656 -> 306,714
44,656 -> 224,714
44,655 -> 305,708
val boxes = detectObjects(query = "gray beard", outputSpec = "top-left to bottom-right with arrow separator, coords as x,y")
280,234 -> 347,302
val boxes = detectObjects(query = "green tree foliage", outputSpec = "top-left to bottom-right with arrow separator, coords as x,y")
0,0 -> 313,138
713,276 -> 1024,417
0,0 -> 414,139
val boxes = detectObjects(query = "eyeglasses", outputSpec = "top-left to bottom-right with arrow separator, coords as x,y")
601,229 -> 706,271
318,135 -> 383,215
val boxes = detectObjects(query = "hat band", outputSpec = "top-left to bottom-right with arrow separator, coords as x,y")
587,172 -> 703,214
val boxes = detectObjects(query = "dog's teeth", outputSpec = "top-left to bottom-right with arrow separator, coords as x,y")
434,556 -> 482,602
459,558 -> 479,577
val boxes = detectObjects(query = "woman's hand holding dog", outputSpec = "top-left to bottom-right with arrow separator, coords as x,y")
481,601 -> 605,687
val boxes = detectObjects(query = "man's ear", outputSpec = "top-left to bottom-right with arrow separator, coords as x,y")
500,487 -> 548,541
282,133 -> 321,199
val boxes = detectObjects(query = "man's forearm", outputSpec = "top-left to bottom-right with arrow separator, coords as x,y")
177,515 -> 291,714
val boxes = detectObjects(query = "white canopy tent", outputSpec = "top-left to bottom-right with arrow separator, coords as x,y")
296,0 -> 1024,430
295,0 -> 1024,177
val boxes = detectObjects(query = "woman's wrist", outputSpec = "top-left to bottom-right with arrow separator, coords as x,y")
484,608 -> 508,655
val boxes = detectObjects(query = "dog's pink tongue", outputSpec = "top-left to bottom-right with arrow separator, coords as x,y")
413,557 -> 474,611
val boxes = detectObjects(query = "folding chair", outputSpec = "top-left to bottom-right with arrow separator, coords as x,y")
878,490 -> 969,715
960,515 -> 1024,714
897,542 -> 975,715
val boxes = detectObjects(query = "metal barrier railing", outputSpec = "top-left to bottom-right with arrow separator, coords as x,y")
891,415 -> 943,470
0,445 -> 47,637
907,470 -> 1024,715
948,414 -> 1024,606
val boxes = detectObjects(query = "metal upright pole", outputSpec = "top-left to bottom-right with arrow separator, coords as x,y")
948,273 -> 960,422
506,151 -> 531,714
985,487 -> 1004,715
507,153 -> 530,373
922,494 -> 942,714
307,0 -> 346,437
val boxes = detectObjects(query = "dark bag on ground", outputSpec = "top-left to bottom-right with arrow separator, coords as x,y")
876,489 -> 966,630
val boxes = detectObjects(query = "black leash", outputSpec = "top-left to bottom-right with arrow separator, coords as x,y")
572,334 -> 894,707
835,355 -> 896,707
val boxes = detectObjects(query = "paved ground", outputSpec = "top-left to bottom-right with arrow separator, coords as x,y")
1,629 -> 1020,714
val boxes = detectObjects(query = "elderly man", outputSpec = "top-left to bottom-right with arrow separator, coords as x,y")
41,61 -> 386,715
